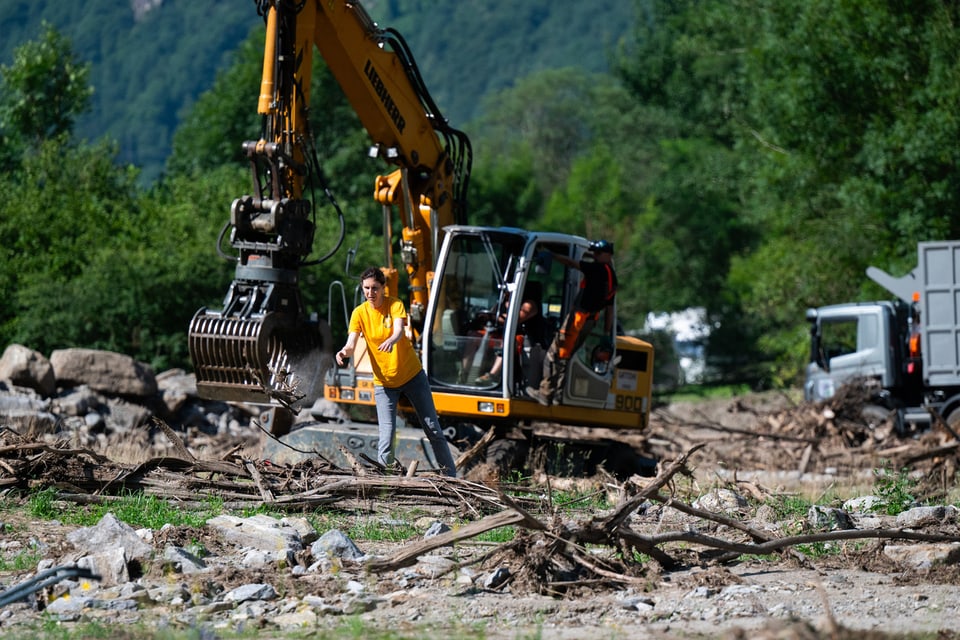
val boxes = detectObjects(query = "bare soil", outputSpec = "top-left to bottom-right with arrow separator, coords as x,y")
3,387 -> 960,639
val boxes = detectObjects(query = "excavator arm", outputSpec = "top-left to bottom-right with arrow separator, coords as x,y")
295,0 -> 470,323
188,0 -> 471,407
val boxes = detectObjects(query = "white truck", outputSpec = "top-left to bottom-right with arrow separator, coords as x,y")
804,241 -> 960,435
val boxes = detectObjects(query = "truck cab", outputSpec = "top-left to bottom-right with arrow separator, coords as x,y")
804,301 -> 906,402
804,240 -> 960,434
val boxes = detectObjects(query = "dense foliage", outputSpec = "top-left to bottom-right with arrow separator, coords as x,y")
0,0 -> 632,185
0,0 -> 255,184
0,1 -> 958,387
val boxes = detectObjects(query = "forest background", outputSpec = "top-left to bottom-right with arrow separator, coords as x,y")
0,0 -> 958,388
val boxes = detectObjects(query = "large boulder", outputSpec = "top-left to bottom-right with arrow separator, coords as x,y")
0,344 -> 56,397
50,348 -> 157,398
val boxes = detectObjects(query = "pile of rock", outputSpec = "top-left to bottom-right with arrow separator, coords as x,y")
0,344 -> 254,452
0,510 -> 480,631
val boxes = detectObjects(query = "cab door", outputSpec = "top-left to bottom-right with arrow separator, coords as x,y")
533,242 -> 616,407
424,228 -> 525,393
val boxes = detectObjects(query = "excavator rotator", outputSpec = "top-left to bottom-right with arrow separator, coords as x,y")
188,171 -> 332,408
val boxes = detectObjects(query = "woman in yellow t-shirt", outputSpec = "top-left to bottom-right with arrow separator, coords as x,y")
335,267 -> 456,477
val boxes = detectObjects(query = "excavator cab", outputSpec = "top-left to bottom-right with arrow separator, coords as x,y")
423,225 -> 652,426
427,227 -> 543,395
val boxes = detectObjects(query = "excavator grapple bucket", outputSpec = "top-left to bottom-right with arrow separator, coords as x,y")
189,310 -> 330,407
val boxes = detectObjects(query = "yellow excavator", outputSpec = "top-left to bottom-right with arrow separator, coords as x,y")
189,0 -> 655,475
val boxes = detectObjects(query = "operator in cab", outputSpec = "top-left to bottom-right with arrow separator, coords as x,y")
528,240 -> 617,405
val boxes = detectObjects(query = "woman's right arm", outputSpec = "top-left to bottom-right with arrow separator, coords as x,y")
336,332 -> 360,365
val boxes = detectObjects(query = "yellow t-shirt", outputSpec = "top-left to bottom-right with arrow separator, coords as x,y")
349,296 -> 421,387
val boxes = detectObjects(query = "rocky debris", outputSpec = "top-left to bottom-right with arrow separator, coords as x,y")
1,487 -> 959,638
0,512 -> 393,626
651,380 -> 960,504
3,346 -> 960,636
807,505 -> 856,531
0,344 -> 305,461
0,345 -> 56,398
0,344 -> 368,470
49,348 -> 158,398
1,344 -> 958,496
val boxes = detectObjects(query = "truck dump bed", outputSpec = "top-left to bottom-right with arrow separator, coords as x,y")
921,241 -> 960,387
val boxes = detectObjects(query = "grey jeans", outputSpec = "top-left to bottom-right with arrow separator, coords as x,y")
374,370 -> 457,477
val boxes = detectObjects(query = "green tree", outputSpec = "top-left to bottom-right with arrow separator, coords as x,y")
165,35 -> 263,177
473,68 -> 628,203
0,137 -> 144,356
381,0 -> 633,126
0,24 -> 219,370
608,0 -> 761,371
466,148 -> 542,228
729,0 -> 960,382
0,23 -> 91,145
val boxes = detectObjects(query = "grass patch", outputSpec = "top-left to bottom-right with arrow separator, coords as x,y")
347,516 -> 419,542
26,487 -> 225,528
307,508 -> 424,543
872,464 -> 919,515
26,486 -> 62,520
474,525 -> 516,543
551,489 -> 611,512
0,546 -> 43,571
657,383 -> 754,403
769,494 -> 812,520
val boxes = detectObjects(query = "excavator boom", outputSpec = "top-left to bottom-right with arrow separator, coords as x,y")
189,0 -> 470,408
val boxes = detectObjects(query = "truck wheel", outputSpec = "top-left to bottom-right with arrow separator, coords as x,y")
944,408 -> 960,434
894,409 -> 909,438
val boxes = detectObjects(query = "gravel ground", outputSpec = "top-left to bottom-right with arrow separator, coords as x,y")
2,510 -> 958,640
1,391 -> 959,639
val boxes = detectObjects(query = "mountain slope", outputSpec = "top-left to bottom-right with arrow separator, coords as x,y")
0,0 -> 634,183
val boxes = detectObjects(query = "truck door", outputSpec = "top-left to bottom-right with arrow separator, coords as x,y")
806,306 -> 888,400
821,312 -> 883,375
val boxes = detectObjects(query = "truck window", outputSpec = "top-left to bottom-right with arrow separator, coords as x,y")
820,319 -> 858,362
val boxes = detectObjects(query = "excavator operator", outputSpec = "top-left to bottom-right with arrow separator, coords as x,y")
528,240 -> 617,406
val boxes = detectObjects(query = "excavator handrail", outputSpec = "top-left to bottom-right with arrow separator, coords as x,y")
327,280 -> 350,334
